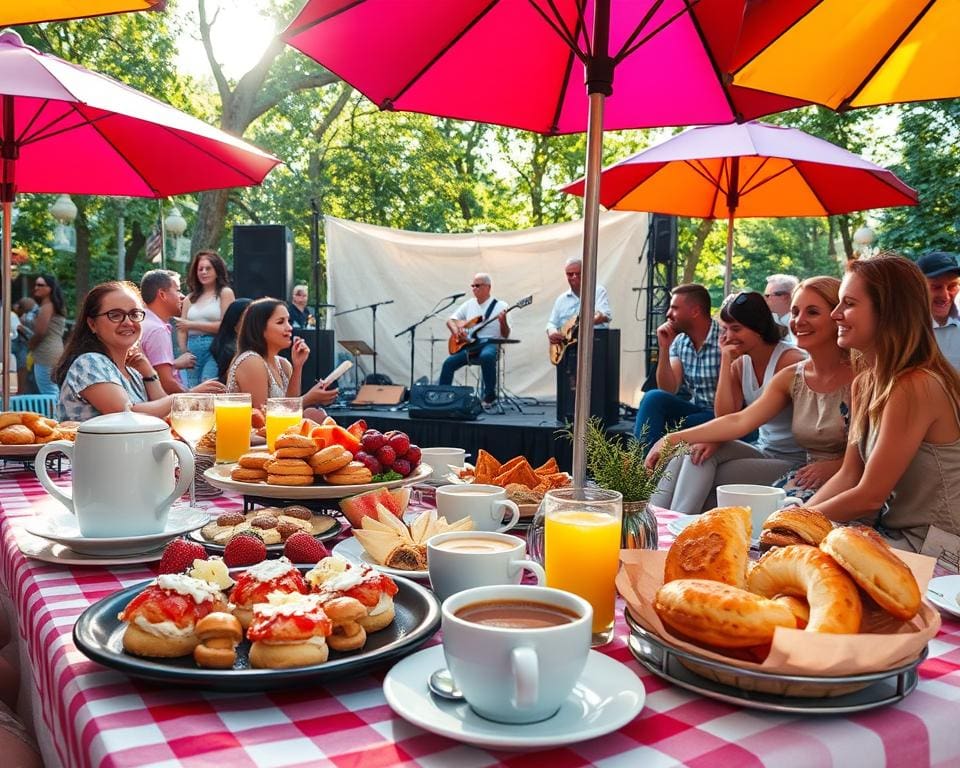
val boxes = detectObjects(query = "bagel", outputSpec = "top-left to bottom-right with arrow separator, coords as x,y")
192,612 -> 243,669
0,424 -> 35,445
267,474 -> 315,487
274,434 -> 317,452
238,452 -> 274,469
231,466 -> 268,482
308,445 -> 353,475
323,461 -> 373,486
654,579 -> 797,648
760,507 -> 833,552
664,506 -> 751,588
264,458 -> 313,476
820,526 -> 921,621
747,545 -> 862,634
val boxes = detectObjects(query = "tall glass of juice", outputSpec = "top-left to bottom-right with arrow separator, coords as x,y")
265,396 -> 303,450
542,487 -> 622,646
214,393 -> 251,463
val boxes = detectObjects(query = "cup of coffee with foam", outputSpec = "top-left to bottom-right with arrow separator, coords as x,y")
427,531 -> 545,601
435,484 -> 520,533
442,585 -> 592,723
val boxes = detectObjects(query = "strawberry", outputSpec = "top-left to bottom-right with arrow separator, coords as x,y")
158,538 -> 207,575
283,532 -> 329,564
223,532 -> 268,567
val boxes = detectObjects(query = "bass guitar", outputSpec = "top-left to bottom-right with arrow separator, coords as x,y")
549,313 -> 578,365
448,295 -> 533,355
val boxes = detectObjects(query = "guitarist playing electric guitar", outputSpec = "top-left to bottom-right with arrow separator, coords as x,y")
546,257 -> 612,364
439,273 -> 518,406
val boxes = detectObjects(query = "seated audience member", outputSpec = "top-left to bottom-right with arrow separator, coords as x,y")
652,291 -> 805,514
53,282 -> 218,422
225,298 -> 338,414
634,283 -> 720,445
917,251 -> 960,370
140,270 -> 196,394
211,298 -> 252,383
764,273 -> 799,344
808,255 -> 960,552
648,277 -> 852,509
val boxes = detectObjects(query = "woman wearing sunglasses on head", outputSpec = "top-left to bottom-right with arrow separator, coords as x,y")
53,282 -> 221,422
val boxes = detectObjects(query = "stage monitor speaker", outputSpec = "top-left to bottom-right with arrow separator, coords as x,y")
651,214 -> 677,265
233,224 -> 293,301
279,329 -> 334,395
409,384 -> 482,421
556,328 -> 620,427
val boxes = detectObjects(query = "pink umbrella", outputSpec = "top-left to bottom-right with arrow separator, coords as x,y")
562,121 -> 918,294
0,30 -> 281,404
282,0 -> 810,484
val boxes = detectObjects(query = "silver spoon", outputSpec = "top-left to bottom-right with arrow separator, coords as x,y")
428,667 -> 464,701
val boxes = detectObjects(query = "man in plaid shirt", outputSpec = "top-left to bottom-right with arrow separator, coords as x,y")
633,283 -> 721,445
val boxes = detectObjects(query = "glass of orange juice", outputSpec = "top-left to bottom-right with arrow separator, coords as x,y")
534,487 -> 622,646
265,396 -> 303,450
214,393 -> 252,464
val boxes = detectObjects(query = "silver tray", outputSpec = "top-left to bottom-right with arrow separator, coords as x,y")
625,611 -> 923,714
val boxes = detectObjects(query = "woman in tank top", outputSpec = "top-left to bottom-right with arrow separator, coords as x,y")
651,291 -> 804,514
29,273 -> 66,396
809,255 -> 960,552
648,278 -> 854,514
175,251 -> 235,388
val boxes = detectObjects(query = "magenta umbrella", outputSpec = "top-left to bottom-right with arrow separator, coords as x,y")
282,0 -> 809,484
562,121 -> 918,294
0,29 -> 281,404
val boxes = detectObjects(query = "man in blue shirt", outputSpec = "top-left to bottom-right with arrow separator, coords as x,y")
634,283 -> 720,446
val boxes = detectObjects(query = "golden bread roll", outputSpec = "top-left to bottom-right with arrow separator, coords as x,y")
122,623 -> 199,658
249,640 -> 329,668
264,458 -> 313,476
26,417 -> 54,437
759,507 -> 833,551
323,461 -> 373,486
192,612 -> 243,669
231,466 -> 268,482
276,445 -> 317,459
0,413 -> 22,430
664,506 -> 751,588
820,526 -> 921,621
0,424 -> 35,445
267,474 -> 314,486
274,434 -> 317,451
238,451 -> 274,469
654,579 -> 797,648
747,544 -> 862,634
308,445 -> 352,475
32,430 -> 61,444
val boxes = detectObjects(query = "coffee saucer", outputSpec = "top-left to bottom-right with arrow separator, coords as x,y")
23,506 -> 209,556
383,645 -> 645,749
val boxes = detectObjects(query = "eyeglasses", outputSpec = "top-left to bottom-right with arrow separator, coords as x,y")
470,283 -> 487,288
764,291 -> 789,298
94,309 -> 146,323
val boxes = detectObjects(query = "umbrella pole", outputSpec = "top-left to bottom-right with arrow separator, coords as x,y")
724,209 -> 734,297
2,200 -> 10,407
723,157 -> 740,297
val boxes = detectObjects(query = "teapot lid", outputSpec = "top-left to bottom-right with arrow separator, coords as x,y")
77,409 -> 169,434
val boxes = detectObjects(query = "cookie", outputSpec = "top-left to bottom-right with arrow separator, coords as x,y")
264,458 -> 313,476
238,452 -> 274,469
231,466 -> 268,482
267,474 -> 315,487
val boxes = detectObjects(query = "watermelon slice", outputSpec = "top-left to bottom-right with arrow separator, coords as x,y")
339,486 -> 411,529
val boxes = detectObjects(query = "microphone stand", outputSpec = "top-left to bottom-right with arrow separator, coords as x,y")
334,300 -> 394,379
395,295 -> 459,397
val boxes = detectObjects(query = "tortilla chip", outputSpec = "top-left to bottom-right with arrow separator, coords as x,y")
534,458 -> 560,476
474,449 -> 501,484
541,472 -> 571,489
494,460 -> 539,490
497,456 -> 527,475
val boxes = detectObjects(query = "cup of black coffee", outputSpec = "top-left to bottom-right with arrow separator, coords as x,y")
441,585 -> 592,723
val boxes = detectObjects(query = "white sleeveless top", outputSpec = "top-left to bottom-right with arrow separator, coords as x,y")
741,341 -> 802,460
226,350 -> 290,400
186,294 -> 222,336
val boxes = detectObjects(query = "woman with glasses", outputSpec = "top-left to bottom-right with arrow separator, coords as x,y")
53,282 -> 179,421
29,274 -> 66,396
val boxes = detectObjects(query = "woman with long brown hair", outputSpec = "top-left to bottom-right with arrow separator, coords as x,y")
175,250 -> 235,387
809,255 -> 960,551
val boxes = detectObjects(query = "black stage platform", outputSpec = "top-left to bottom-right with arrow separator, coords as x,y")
326,402 -> 634,473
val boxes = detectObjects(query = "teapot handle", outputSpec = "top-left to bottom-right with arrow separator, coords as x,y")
154,439 -> 195,514
35,441 -> 75,513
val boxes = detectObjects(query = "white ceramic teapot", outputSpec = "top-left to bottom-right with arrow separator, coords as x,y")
35,410 -> 194,538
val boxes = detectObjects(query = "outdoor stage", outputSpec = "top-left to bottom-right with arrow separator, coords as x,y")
326,403 -> 634,472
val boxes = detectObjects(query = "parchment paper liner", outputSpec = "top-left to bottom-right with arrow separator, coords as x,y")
617,549 -> 941,697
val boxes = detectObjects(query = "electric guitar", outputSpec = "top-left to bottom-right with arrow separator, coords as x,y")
447,295 -> 533,355
549,313 -> 578,365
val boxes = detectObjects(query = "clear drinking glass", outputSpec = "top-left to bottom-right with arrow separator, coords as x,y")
528,487 -> 622,647
214,393 -> 252,464
170,393 -> 215,506
265,396 -> 303,450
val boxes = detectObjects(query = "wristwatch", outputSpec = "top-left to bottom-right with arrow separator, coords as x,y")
141,372 -> 159,383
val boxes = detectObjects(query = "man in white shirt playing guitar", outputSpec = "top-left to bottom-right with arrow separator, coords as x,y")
546,257 -> 612,365
440,273 -> 510,406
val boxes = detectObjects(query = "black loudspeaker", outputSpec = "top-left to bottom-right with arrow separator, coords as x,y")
556,329 -> 620,427
651,214 -> 677,265
279,329 -> 334,395
233,225 -> 293,301
409,384 -> 482,420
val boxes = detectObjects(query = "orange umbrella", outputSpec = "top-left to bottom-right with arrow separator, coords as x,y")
1,1 -> 164,26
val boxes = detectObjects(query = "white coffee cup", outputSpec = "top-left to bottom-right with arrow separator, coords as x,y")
435,484 -> 520,532
420,447 -> 467,480
716,484 -> 803,536
427,531 -> 545,601
442,585 -> 592,724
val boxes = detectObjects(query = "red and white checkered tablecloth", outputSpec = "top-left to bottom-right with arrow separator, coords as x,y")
3,469 -> 960,768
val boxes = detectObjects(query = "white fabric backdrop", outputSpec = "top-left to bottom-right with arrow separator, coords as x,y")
325,212 -> 650,403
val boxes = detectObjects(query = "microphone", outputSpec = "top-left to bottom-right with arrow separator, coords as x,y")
448,292 -> 466,300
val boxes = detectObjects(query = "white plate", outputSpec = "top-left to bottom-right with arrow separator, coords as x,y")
23,506 -> 209,556
203,462 -> 432,499
0,443 -> 44,457
383,645 -> 645,750
667,514 -> 760,546
15,531 -> 164,566
332,536 -> 430,581
926,575 -> 960,618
